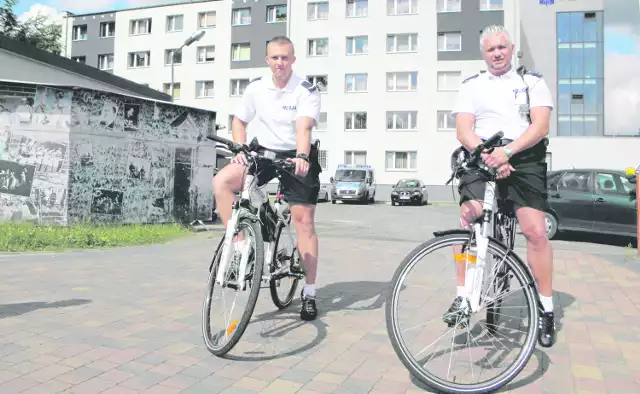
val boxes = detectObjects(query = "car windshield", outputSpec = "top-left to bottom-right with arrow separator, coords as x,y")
335,169 -> 366,182
397,180 -> 419,188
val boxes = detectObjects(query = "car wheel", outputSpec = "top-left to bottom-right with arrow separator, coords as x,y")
545,212 -> 558,239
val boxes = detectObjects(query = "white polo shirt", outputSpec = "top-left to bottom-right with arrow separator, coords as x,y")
451,67 -> 554,141
233,72 -> 321,151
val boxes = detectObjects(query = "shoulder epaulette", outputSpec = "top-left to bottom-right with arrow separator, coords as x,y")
249,76 -> 262,83
300,79 -> 318,92
526,70 -> 543,78
461,73 -> 480,84
516,65 -> 542,78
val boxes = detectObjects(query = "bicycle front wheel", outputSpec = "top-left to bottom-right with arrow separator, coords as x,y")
385,232 -> 539,394
202,216 -> 264,356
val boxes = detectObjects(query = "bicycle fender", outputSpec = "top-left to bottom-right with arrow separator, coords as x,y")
433,229 -> 471,237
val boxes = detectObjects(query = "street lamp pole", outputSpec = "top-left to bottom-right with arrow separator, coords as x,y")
170,29 -> 206,99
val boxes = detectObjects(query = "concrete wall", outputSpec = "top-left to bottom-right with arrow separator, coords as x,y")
70,12 -> 117,71
0,81 -> 218,225
230,0 -> 286,69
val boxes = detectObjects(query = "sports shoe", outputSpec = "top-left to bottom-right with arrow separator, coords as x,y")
538,311 -> 556,347
300,290 -> 317,321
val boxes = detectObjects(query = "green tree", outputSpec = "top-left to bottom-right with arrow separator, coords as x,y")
0,0 -> 63,54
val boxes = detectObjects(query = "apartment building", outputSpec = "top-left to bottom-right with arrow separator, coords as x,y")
61,0 -> 639,199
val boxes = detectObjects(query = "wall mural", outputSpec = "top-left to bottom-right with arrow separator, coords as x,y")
0,82 -> 218,225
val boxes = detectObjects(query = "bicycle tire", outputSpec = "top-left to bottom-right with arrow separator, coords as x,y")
270,221 -> 300,309
202,216 -> 265,357
386,232 -> 539,394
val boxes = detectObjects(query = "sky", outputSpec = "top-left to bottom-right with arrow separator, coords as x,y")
14,1 -> 181,18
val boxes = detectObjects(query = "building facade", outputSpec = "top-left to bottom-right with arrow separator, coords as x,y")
62,0 -> 640,201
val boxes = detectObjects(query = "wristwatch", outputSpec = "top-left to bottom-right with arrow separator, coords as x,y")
504,146 -> 513,159
296,153 -> 309,162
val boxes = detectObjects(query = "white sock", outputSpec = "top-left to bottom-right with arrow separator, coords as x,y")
456,286 -> 466,298
303,284 -> 315,297
540,295 -> 553,313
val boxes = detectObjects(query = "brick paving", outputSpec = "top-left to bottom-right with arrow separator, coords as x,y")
0,207 -> 639,393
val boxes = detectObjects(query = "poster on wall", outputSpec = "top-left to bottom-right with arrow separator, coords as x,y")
0,160 -> 36,197
604,0 -> 640,136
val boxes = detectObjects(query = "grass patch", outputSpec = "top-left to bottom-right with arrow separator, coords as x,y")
0,222 -> 192,252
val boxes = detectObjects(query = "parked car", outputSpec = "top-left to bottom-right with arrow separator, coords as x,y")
545,168 -> 637,239
391,179 -> 428,206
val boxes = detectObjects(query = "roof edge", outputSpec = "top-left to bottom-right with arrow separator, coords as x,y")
68,0 -> 222,18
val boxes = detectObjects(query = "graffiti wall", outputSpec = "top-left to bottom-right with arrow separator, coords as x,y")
0,81 -> 218,225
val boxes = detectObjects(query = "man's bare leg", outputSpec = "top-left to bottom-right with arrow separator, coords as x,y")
290,203 -> 318,321
515,207 -> 553,302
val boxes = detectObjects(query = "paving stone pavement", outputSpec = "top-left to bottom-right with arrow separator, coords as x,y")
0,204 -> 639,393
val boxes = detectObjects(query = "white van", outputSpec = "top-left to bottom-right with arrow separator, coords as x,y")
329,164 -> 376,204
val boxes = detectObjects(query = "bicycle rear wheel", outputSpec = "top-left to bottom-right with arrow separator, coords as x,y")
270,221 -> 300,309
386,231 -> 539,394
202,217 -> 264,356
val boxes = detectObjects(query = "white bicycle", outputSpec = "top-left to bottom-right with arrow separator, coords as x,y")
385,131 -> 542,394
202,135 -> 305,356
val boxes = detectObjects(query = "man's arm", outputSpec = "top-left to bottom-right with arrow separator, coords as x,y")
295,89 -> 321,156
231,83 -> 257,145
506,77 -> 553,155
452,77 -> 482,151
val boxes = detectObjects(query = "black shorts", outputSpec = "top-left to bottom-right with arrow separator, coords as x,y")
458,139 -> 549,212
253,144 -> 322,206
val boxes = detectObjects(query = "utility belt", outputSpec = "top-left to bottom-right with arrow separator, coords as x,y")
255,140 -> 322,172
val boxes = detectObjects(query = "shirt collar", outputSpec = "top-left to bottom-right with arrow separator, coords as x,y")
266,72 -> 300,92
486,66 -> 517,81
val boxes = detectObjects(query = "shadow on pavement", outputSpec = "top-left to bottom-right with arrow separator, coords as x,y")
318,280 -> 394,315
406,290 -> 575,393
0,299 -> 92,319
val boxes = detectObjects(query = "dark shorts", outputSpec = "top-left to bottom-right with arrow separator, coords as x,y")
458,139 -> 549,212
254,144 -> 322,206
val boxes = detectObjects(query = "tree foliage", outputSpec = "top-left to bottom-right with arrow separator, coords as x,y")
0,0 -> 63,54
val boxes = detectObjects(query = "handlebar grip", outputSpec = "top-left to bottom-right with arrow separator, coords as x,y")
481,131 -> 505,149
206,134 -> 236,147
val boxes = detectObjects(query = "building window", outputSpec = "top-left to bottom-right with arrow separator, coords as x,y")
345,151 -> 367,165
345,112 -> 367,131
437,110 -> 456,131
72,25 -> 87,41
316,112 -> 328,130
306,75 -> 328,92
163,82 -> 181,99
308,38 -> 329,56
130,18 -> 151,35
196,46 -> 215,63
232,43 -> 250,61
387,0 -> 418,16
386,151 -> 417,170
438,32 -> 461,51
165,49 -> 182,65
437,0 -> 461,13
387,33 -> 418,53
318,150 -> 328,171
557,11 -> 604,136
387,111 -> 418,132
128,51 -> 151,68
97,54 -> 114,70
437,71 -> 461,91
479,0 -> 503,11
99,22 -> 115,38
198,11 -> 216,28
166,15 -> 183,32
196,81 -> 214,98
232,8 -> 251,25
71,56 -> 85,64
267,5 -> 287,23
346,36 -> 368,55
308,1 -> 329,20
346,0 -> 368,18
230,79 -> 249,96
345,73 -> 368,93
387,72 -> 418,91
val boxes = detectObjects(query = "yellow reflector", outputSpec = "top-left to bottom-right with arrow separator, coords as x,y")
454,253 -> 477,264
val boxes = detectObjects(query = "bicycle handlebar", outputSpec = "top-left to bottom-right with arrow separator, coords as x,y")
207,135 -> 296,172
446,131 -> 505,185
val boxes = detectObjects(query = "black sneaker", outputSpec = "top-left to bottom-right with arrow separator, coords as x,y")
538,311 -> 556,347
443,296 -> 470,328
300,291 -> 317,321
